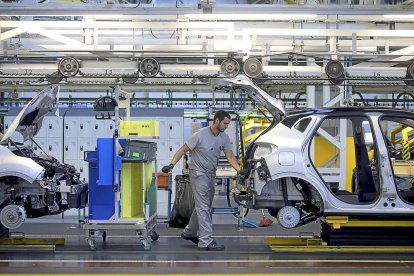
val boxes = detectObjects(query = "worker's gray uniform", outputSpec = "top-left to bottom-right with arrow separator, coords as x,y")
182,126 -> 232,248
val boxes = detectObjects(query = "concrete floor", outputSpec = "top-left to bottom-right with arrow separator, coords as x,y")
1,221 -> 414,274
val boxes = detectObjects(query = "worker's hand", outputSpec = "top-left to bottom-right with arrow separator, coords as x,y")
238,169 -> 249,179
161,163 -> 174,173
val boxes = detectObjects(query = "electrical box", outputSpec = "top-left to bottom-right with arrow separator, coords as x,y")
119,120 -> 159,138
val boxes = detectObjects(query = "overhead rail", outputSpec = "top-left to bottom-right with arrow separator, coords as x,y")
1,97 -> 413,109
0,56 -> 413,87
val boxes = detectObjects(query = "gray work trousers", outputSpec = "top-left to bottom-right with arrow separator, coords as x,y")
182,169 -> 215,248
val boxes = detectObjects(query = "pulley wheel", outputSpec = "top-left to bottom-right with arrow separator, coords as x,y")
122,75 -> 139,84
58,57 -> 80,77
243,57 -> 263,78
277,206 -> 300,229
329,74 -> 345,85
0,205 -> 26,230
139,58 -> 160,78
46,73 -> 63,84
197,77 -> 209,83
407,62 -> 414,79
405,62 -> 414,85
325,60 -> 344,79
220,58 -> 240,77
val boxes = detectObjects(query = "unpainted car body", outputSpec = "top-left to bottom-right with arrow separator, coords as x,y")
0,86 -> 88,229
212,76 -> 414,228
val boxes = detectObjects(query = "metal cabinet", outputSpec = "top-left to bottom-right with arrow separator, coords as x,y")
4,116 -> 23,142
33,116 -> 62,138
47,138 -> 63,161
78,139 -> 96,160
64,139 -> 79,160
168,118 -> 184,139
64,117 -> 79,138
79,117 -> 96,138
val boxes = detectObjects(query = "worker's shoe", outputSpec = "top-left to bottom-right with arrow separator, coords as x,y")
198,240 -> 225,251
181,233 -> 199,245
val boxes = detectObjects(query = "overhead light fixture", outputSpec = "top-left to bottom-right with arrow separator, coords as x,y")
83,14 -> 125,19
383,14 -> 414,19
183,13 -> 317,21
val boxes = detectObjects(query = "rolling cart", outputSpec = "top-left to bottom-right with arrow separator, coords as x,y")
84,139 -> 159,251
83,86 -> 160,250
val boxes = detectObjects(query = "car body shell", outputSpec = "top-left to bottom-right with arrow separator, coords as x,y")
248,108 -> 414,217
0,85 -> 88,229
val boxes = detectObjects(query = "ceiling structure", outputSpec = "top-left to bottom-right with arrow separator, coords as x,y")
0,0 -> 414,106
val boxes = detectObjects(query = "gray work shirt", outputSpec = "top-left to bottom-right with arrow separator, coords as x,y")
186,126 -> 232,174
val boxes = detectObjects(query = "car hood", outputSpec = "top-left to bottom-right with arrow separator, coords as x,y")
1,85 -> 59,144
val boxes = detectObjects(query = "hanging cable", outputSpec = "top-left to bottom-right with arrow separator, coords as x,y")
150,29 -> 158,39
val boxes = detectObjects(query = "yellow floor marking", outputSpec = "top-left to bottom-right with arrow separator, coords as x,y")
0,237 -> 64,245
270,245 -> 414,253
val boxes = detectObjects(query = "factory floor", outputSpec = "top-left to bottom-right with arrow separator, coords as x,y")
1,219 -> 414,275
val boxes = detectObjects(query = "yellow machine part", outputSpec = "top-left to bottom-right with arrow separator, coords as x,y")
346,137 -> 356,192
242,118 -> 270,145
313,136 -> 339,168
325,216 -> 414,229
313,136 -> 356,192
121,162 -> 153,220
389,125 -> 414,183
401,127 -> 413,160
119,120 -> 160,138
239,108 -> 271,164
390,125 -> 414,146
392,160 -> 414,177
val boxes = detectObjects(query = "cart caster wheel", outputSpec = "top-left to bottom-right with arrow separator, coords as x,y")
87,238 -> 97,251
102,231 -> 107,243
150,231 -> 159,241
142,239 -> 152,251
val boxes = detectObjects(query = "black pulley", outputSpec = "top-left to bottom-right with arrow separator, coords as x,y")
139,58 -> 160,77
58,57 -> 80,77
220,58 -> 240,77
404,62 -> 414,86
407,62 -> 414,78
46,73 -> 63,84
325,60 -> 344,79
329,74 -> 345,85
93,96 -> 118,112
122,75 -> 139,84
243,57 -> 263,78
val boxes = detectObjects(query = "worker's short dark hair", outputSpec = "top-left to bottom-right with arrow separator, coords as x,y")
213,110 -> 231,122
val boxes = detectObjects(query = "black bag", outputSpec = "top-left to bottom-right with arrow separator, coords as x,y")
169,174 -> 195,228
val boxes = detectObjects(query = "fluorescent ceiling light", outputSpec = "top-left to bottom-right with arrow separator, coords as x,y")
183,14 -> 317,21
83,14 -> 125,19
383,14 -> 414,19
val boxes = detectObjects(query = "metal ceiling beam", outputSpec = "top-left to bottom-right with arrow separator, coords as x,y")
0,27 -> 30,41
0,4 -> 413,16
